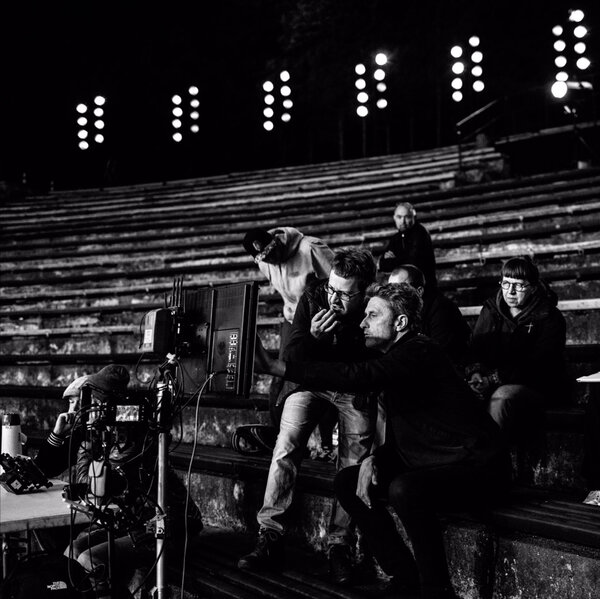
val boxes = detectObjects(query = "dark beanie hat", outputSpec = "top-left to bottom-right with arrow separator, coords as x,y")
86,364 -> 130,396
243,228 -> 273,258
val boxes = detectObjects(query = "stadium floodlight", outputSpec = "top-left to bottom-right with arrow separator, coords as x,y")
473,80 -> 485,92
555,71 -> 569,82
76,96 -> 108,149
576,57 -> 591,70
452,62 -> 465,75
452,91 -> 463,103
171,95 -> 182,105
471,51 -> 483,63
574,42 -> 586,54
569,9 -> 585,23
554,40 -> 566,52
551,81 -> 568,99
190,98 -> 200,108
574,25 -> 587,39
451,78 -> 463,90
191,124 -> 199,133
188,86 -> 199,96
373,68 -> 386,81
552,25 -> 563,36
375,52 -> 388,66
468,36 -> 480,47
471,66 -> 483,77
450,45 -> 463,58
555,56 -> 567,68
172,132 -> 182,142
261,71 -> 293,131
353,51 -> 389,119
173,107 -> 183,117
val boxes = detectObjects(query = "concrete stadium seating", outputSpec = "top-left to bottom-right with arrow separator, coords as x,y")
1,141 -> 599,598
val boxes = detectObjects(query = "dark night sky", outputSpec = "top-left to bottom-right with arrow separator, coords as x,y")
1,1 -> 597,189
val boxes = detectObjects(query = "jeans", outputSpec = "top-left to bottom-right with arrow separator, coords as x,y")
257,389 -> 374,545
334,451 -> 512,598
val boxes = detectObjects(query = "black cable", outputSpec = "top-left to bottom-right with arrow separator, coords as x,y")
180,371 -> 217,599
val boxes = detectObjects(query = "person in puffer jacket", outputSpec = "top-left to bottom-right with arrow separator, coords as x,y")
466,256 -> 571,442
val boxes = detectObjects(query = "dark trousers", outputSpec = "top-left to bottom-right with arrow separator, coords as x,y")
583,385 -> 600,489
334,451 -> 512,598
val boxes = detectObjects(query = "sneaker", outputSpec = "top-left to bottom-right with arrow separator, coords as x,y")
237,528 -> 285,571
583,490 -> 600,506
328,544 -> 353,585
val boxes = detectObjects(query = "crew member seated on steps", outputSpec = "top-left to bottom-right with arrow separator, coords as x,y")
65,365 -> 203,599
388,263 -> 470,373
253,282 -> 511,599
465,256 -> 570,472
237,248 -> 377,585
243,225 -> 338,456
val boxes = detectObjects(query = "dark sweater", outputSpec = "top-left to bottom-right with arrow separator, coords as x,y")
378,223 -> 437,287
286,331 -> 506,469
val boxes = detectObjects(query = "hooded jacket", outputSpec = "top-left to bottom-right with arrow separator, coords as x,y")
468,281 -> 569,403
257,227 -> 333,323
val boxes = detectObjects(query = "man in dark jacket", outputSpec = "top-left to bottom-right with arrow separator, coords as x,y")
378,201 -> 437,288
466,256 -> 570,441
254,282 -> 510,599
238,248 -> 377,583
389,263 -> 470,372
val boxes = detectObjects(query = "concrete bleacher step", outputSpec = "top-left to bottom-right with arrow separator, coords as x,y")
167,446 -> 600,599
167,526 -> 397,599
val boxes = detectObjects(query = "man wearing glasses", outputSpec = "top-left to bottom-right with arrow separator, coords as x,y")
466,256 -> 569,444
238,247 -> 377,583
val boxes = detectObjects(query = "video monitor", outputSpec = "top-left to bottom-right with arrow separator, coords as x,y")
178,281 -> 259,398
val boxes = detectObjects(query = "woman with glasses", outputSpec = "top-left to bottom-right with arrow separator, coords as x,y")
466,256 -> 569,446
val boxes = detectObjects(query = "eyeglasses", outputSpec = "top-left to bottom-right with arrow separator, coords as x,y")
326,284 -> 362,302
500,280 -> 530,292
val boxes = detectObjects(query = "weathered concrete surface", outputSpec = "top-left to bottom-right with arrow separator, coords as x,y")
180,470 -> 600,599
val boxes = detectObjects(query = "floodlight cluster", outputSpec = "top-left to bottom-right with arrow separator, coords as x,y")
171,86 -> 200,142
450,36 -> 484,103
262,71 -> 293,132
76,96 -> 106,150
551,9 -> 592,99
355,52 -> 389,118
